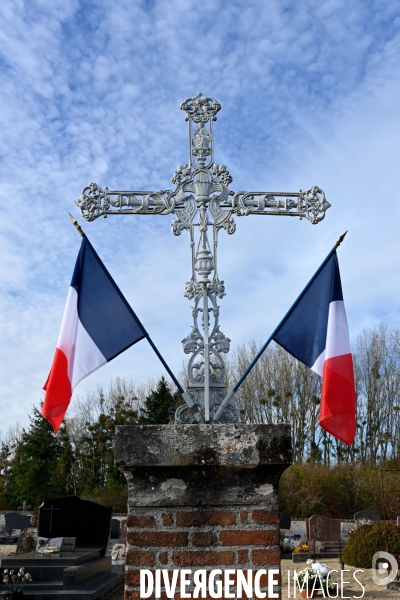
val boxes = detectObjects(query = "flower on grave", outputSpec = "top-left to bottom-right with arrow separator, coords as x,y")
294,566 -> 337,595
311,562 -> 329,577
2,567 -> 33,592
293,543 -> 310,553
348,528 -> 355,534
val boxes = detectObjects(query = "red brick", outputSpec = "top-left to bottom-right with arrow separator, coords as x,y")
238,549 -> 248,564
124,589 -> 171,600
159,551 -> 168,564
162,514 -> 173,526
172,550 -> 234,566
176,511 -> 235,527
127,531 -> 187,547
219,529 -> 279,546
252,549 -> 281,565
125,570 -> 178,588
127,515 -> 155,528
124,591 -> 141,600
125,570 -> 148,586
192,532 -> 212,547
240,510 -> 247,523
126,550 -> 155,566
251,510 -> 280,524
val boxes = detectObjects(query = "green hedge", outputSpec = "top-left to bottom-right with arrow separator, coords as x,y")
342,522 -> 400,568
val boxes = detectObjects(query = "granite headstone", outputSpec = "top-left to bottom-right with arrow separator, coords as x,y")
110,518 -> 120,539
307,515 -> 341,540
4,512 -> 31,534
280,513 -> 291,529
39,496 -> 112,551
354,509 -> 380,527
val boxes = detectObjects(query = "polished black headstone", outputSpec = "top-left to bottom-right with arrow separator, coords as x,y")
280,513 -> 291,529
39,496 -> 112,550
4,512 -> 31,534
110,518 -> 120,539
354,509 -> 380,524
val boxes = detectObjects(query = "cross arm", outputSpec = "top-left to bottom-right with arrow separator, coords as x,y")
232,186 -> 330,224
75,183 -> 176,222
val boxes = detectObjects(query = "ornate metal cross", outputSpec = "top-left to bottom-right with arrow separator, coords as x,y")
75,93 -> 330,425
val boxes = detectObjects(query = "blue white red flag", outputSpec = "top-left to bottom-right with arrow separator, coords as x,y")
273,251 -> 356,445
42,236 -> 147,433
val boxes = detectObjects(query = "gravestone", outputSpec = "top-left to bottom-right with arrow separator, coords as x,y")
110,518 -> 120,540
4,512 -> 31,533
354,509 -> 380,527
307,515 -> 341,540
1,496 -> 123,599
280,513 -> 291,529
1,512 -> 31,542
39,496 -> 112,550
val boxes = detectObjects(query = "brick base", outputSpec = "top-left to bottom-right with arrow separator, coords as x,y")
115,424 -> 291,600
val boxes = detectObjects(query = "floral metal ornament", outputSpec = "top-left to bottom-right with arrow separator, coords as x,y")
75,93 -> 330,424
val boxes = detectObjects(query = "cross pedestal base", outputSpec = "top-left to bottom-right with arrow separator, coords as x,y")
115,424 -> 292,600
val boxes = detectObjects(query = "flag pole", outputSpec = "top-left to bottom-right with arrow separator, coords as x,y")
69,213 -> 84,236
212,232 -> 348,423
68,213 -> 204,423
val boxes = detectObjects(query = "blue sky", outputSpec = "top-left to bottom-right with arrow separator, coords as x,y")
1,0 -> 400,432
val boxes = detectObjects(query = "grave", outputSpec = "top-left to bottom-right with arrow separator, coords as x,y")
354,509 -> 380,527
280,513 -> 291,529
307,515 -> 341,541
110,519 -> 120,541
0,512 -> 31,543
306,515 -> 344,558
0,496 -> 123,599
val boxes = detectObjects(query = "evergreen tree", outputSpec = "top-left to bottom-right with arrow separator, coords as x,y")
7,406 -> 65,507
139,377 -> 176,424
74,394 -> 138,495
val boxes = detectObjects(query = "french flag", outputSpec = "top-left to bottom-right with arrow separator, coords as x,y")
273,250 -> 356,446
43,236 -> 146,433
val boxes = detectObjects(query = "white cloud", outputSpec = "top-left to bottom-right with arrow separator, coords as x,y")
0,0 -> 400,432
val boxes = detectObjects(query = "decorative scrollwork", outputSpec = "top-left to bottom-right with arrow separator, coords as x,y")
298,186 -> 331,225
233,186 -> 330,224
76,183 -> 174,221
208,279 -> 226,299
182,328 -> 202,354
174,402 -> 203,424
212,164 -> 233,186
171,164 -> 191,186
180,92 -> 221,123
210,401 -> 239,424
75,183 -> 110,221
211,327 -> 231,354
74,94 -> 330,425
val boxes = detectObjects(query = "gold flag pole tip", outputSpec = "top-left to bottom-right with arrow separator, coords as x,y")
69,213 -> 84,236
333,230 -> 347,250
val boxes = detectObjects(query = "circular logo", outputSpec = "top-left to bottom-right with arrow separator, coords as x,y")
372,551 -> 398,585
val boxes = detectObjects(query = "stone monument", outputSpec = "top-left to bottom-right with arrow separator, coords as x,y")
1,496 -> 123,599
115,424 -> 291,599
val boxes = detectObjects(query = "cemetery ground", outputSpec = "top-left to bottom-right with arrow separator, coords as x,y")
281,558 -> 398,598
0,546 -> 398,598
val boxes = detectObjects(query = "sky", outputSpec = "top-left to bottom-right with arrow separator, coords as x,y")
1,0 -> 400,434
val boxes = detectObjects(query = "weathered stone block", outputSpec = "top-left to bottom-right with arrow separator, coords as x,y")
115,423 -> 292,600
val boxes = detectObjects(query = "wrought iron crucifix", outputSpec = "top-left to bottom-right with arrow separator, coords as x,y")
75,93 -> 330,425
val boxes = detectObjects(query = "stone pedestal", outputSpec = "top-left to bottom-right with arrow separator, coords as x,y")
115,424 -> 292,600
